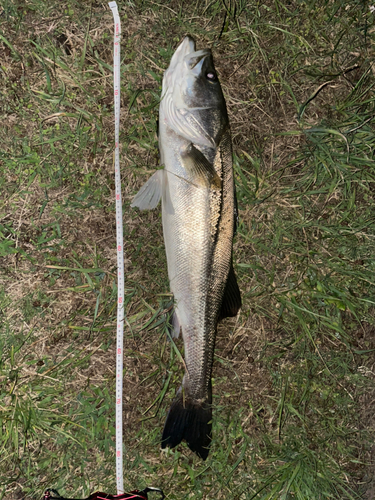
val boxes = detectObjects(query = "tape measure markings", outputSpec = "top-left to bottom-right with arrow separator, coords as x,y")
109,1 -> 124,495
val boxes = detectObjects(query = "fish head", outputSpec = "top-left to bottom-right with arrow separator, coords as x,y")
161,36 -> 228,148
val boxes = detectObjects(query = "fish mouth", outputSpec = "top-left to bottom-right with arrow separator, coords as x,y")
186,49 -> 211,71
169,37 -> 211,71
163,38 -> 212,102
168,36 -> 196,72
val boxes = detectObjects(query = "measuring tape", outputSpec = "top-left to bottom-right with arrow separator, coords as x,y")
109,2 -> 124,495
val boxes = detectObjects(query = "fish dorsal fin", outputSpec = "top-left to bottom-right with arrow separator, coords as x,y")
219,263 -> 241,321
181,144 -> 222,189
234,183 -> 239,235
130,170 -> 164,210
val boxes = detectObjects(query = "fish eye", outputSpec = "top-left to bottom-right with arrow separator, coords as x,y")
206,71 -> 217,82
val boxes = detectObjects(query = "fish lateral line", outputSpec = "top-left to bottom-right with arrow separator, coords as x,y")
163,168 -> 200,188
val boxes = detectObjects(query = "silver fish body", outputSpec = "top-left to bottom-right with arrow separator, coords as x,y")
131,37 -> 241,459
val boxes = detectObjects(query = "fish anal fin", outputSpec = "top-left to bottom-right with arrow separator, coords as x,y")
130,170 -> 164,210
219,263 -> 241,321
161,383 -> 212,460
181,144 -> 221,189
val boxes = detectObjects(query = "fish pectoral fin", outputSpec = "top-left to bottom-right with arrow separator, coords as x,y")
181,144 -> 222,189
219,263 -> 242,321
130,170 -> 164,210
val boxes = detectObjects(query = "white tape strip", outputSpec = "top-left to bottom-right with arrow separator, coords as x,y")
108,1 -> 124,495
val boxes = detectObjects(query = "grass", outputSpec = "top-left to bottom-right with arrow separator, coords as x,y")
1,0 -> 375,498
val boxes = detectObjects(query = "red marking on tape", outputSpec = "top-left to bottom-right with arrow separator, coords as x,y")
117,450 -> 121,457
117,348 -> 122,354
118,245 -> 122,251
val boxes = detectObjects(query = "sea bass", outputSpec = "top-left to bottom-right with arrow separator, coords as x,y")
131,37 -> 241,460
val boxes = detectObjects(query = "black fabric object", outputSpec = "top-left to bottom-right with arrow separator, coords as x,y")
42,487 -> 164,500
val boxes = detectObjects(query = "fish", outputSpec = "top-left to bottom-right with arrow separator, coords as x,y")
131,36 -> 241,460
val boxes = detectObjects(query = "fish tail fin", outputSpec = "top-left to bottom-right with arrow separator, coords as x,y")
161,384 -> 212,460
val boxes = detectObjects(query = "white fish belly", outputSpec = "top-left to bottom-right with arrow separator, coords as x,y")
162,165 -> 217,396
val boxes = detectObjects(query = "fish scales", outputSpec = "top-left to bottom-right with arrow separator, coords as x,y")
163,138 -> 229,397
131,37 -> 241,459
